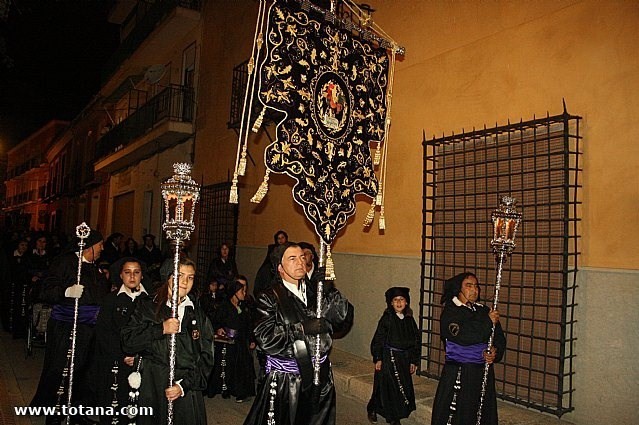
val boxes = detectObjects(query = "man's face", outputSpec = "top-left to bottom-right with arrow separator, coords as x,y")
302,248 -> 314,270
144,237 -> 154,248
278,246 -> 306,281
458,275 -> 479,304
17,241 -> 28,254
220,244 -> 229,259
83,241 -> 104,262
276,233 -> 288,245
120,261 -> 143,291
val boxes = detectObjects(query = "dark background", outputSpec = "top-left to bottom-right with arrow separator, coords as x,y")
0,0 -> 118,150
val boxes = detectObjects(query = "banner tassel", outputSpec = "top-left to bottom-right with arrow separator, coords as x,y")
252,107 -> 266,133
251,170 -> 270,203
363,203 -> 376,227
229,177 -> 239,204
378,206 -> 386,230
373,143 -> 382,166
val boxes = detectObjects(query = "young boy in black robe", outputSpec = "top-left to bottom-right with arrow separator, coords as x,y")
430,272 -> 506,425
366,287 -> 420,425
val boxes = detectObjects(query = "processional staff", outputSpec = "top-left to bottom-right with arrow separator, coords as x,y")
161,163 -> 200,425
476,196 -> 521,425
64,222 -> 91,425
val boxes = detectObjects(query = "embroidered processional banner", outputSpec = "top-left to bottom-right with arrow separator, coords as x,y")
255,0 -> 390,244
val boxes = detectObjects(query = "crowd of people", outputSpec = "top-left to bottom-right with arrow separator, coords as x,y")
0,227 -> 505,425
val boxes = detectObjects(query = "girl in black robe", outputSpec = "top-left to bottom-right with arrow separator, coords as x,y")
94,257 -> 148,424
431,272 -> 506,425
207,276 -> 256,401
367,287 -> 420,425
121,258 -> 214,425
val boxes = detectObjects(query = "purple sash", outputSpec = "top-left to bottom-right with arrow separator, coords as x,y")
445,341 -> 486,364
51,304 -> 100,325
266,354 -> 328,374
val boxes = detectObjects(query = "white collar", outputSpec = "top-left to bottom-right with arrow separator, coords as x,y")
165,295 -> 195,330
32,248 -> 46,256
13,250 -> 24,257
117,283 -> 148,300
453,296 -> 481,309
282,278 -> 307,306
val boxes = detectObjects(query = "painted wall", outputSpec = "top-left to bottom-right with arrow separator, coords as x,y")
197,2 -> 639,424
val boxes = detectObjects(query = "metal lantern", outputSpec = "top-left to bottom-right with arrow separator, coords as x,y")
160,163 -> 200,425
476,196 -> 521,425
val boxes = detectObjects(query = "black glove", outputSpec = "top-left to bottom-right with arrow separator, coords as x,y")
302,318 -> 331,335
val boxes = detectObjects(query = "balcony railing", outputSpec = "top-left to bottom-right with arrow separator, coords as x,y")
95,84 -> 195,161
102,0 -> 202,82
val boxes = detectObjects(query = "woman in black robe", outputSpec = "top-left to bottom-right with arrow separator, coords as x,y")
94,257 -> 148,424
120,257 -> 213,425
207,276 -> 256,401
366,287 -> 420,425
431,272 -> 506,425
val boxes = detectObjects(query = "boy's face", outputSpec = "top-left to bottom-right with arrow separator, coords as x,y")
391,296 -> 407,314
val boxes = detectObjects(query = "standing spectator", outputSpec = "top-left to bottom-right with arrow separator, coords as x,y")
30,230 -> 109,425
137,234 -> 163,283
430,272 -> 506,425
206,242 -> 238,288
121,237 -> 139,258
102,232 -> 124,266
121,258 -> 214,425
253,230 -> 288,295
6,238 -> 30,336
366,287 -> 419,425
26,233 -> 50,302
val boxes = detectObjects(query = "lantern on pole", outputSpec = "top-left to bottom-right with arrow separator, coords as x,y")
161,163 -> 200,425
476,196 -> 521,425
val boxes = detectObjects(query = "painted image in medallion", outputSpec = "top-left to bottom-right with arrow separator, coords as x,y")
313,71 -> 351,141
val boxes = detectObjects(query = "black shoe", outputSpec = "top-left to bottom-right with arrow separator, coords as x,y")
367,411 -> 377,424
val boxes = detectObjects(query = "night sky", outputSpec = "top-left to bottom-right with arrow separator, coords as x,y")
0,0 -> 118,151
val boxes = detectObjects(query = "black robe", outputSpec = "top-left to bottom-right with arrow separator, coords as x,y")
120,295 -> 214,425
367,310 -> 420,422
243,279 -> 351,425
30,252 -> 111,417
207,299 -> 256,399
94,288 -> 148,424
431,300 -> 506,425
206,257 -> 238,286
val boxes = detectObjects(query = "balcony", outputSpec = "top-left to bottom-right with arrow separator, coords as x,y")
102,0 -> 202,84
94,84 -> 195,174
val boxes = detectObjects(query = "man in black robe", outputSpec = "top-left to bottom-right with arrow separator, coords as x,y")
431,272 -> 506,425
31,230 -> 110,425
244,242 -> 351,425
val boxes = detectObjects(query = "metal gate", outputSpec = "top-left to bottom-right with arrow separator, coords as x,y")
195,182 -> 238,290
420,106 -> 582,417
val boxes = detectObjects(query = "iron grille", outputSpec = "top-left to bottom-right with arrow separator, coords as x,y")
195,182 -> 239,291
420,107 -> 582,417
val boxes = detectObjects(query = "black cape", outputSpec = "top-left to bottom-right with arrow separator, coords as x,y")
431,300 -> 506,425
367,310 -> 420,422
243,279 -> 351,425
120,295 -> 214,425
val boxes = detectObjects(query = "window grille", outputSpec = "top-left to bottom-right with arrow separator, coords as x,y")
420,106 -> 582,417
195,182 -> 239,290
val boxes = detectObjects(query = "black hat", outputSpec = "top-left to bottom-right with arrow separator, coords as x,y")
270,241 -> 299,269
385,287 -> 410,305
441,272 -> 480,304
226,279 -> 245,298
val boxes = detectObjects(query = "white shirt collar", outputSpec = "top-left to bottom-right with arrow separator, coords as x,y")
117,283 -> 148,300
453,296 -> 481,309
282,278 -> 307,306
165,295 -> 195,331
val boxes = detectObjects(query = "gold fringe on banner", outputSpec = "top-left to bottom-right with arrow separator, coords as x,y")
378,206 -> 386,230
252,107 -> 266,133
325,245 -> 336,280
376,185 -> 383,205
363,202 -> 376,227
250,170 -> 270,203
229,178 -> 239,204
373,143 -> 382,165
238,154 -> 247,176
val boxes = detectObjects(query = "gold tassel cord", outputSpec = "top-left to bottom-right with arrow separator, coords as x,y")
238,155 -> 247,176
325,245 -> 336,280
373,142 -> 382,165
229,177 -> 239,204
363,202 -> 376,227
251,170 -> 270,203
252,107 -> 266,133
378,206 -> 386,230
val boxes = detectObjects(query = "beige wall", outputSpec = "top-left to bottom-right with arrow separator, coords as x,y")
197,2 -> 639,424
